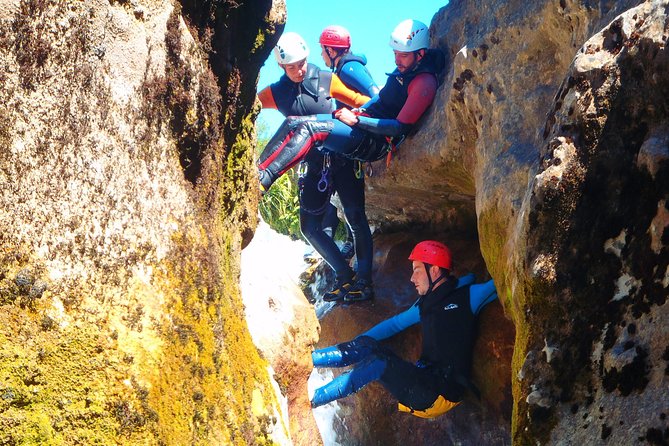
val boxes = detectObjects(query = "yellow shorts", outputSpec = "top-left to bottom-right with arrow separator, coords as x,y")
398,395 -> 460,419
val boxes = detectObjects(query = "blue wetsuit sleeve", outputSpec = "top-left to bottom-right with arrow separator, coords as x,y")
355,115 -> 412,137
359,274 -> 477,341
359,303 -> 420,341
360,95 -> 379,110
470,279 -> 498,315
338,61 -> 380,98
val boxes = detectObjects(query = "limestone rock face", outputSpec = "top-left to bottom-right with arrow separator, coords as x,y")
515,3 -> 669,444
358,0 -> 667,444
0,0 -> 289,444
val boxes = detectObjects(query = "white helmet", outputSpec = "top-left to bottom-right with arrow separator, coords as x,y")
273,32 -> 309,64
389,19 -> 429,52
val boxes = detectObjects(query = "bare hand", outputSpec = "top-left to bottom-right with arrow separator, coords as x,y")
334,108 -> 359,126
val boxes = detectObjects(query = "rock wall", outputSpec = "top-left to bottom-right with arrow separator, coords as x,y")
359,0 -> 667,444
2,0 -> 667,444
0,0 -> 290,444
516,2 -> 669,444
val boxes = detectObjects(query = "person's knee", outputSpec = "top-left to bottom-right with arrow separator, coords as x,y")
300,214 -> 320,241
340,335 -> 378,355
285,116 -> 305,127
344,206 -> 368,231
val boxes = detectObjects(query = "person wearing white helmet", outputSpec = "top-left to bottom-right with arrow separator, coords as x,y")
257,18 -> 445,193
273,31 -> 309,64
259,32 -> 369,111
257,31 -> 376,304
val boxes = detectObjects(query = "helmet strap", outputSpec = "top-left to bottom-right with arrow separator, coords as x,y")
326,47 -> 347,71
424,263 -> 448,295
407,50 -> 425,73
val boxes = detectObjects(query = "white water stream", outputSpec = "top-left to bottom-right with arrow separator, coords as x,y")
240,220 -> 343,445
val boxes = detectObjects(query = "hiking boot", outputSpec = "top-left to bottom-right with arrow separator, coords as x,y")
340,241 -> 354,261
343,279 -> 374,303
322,276 -> 355,302
258,169 -> 274,195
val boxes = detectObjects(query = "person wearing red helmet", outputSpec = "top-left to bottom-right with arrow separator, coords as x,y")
314,25 -> 381,303
319,25 -> 380,101
308,240 -> 498,418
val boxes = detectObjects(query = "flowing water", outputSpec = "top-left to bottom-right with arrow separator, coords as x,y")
241,220 -> 343,445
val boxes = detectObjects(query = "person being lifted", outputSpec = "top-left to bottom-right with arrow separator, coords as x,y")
309,241 -> 498,418
257,31 -> 374,302
257,19 -> 444,192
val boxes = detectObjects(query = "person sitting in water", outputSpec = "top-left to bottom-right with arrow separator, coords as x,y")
309,241 -> 498,418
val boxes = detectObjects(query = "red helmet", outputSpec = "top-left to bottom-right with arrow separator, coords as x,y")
319,25 -> 351,49
408,241 -> 452,270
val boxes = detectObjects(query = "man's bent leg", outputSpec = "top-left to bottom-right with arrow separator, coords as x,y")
298,155 -> 354,281
257,116 -> 315,165
334,162 -> 374,302
258,119 -> 334,191
318,120 -> 367,159
379,358 -> 446,412
301,210 -> 353,280
311,356 -> 387,408
312,336 -> 379,368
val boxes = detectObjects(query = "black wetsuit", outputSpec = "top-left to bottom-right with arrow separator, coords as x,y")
310,276 -> 498,413
259,63 -> 373,282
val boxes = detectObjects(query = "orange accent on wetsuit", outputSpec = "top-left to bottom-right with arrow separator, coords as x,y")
257,74 -> 369,111
257,86 -> 276,109
329,74 -> 370,108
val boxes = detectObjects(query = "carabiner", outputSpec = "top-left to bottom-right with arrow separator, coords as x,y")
318,153 -> 331,192
317,168 -> 329,192
297,160 -> 308,178
365,162 -> 374,177
354,160 -> 363,179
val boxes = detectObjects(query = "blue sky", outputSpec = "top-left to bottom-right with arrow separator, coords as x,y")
256,0 -> 449,137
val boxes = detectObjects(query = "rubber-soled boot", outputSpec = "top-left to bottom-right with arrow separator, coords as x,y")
322,275 -> 355,302
258,120 -> 334,192
258,169 -> 275,194
343,278 -> 375,303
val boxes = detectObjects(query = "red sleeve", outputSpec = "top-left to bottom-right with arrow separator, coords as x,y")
395,73 -> 437,125
257,86 -> 277,109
